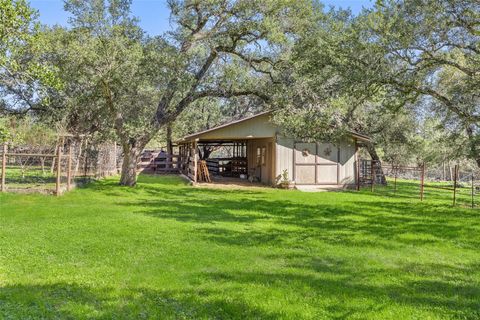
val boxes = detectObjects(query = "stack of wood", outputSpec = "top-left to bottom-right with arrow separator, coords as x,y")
197,160 -> 211,182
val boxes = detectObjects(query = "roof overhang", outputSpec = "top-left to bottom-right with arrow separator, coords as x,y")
349,131 -> 371,143
179,111 -> 272,142
178,110 -> 371,143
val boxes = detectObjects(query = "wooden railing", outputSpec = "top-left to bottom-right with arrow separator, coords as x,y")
151,155 -> 181,173
205,157 -> 247,177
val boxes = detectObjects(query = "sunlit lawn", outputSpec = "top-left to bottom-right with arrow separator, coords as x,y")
1,175 -> 479,319
3,166 -> 57,192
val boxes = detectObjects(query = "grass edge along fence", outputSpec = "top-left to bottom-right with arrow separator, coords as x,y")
357,160 -> 477,208
1,138 -> 119,196
0,142 -> 72,196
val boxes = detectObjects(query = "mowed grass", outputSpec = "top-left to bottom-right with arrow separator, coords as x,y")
1,175 -> 479,319
3,166 -> 57,189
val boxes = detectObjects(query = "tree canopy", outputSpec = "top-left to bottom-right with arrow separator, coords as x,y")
0,0 -> 478,186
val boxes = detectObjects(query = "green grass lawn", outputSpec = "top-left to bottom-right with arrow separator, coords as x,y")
3,166 -> 57,190
1,175 -> 479,319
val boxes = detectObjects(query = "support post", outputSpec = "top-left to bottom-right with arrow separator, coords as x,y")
420,162 -> 425,201
371,160 -> 375,192
356,160 -> 360,191
394,164 -> 398,193
84,142 -> 89,182
471,172 -> 475,209
56,142 -> 62,196
193,140 -> 198,183
67,144 -> 72,191
453,164 -> 458,206
1,143 -> 7,192
354,140 -> 359,191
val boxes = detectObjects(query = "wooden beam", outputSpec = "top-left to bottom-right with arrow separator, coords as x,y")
56,143 -> 62,196
67,144 -> 73,191
193,140 -> 198,183
1,143 -> 7,192
420,162 -> 425,201
3,153 -> 56,157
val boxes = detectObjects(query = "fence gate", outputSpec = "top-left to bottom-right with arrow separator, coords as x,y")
358,159 -> 387,187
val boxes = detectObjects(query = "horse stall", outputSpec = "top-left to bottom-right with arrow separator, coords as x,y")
178,140 -> 249,183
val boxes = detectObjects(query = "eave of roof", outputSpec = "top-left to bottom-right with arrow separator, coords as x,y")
180,111 -> 272,142
349,131 -> 371,142
178,110 -> 371,143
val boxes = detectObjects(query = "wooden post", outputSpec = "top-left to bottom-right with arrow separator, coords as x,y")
420,162 -> 425,201
453,164 -> 458,206
1,143 -> 7,192
394,165 -> 398,193
67,144 -> 72,191
371,160 -> 375,192
471,172 -> 475,209
356,160 -> 360,191
55,142 -> 62,196
193,140 -> 198,183
84,141 -> 89,181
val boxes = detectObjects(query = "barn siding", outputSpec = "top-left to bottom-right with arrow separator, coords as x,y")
248,138 -> 275,185
275,137 -> 357,186
275,136 -> 294,183
191,114 -> 277,140
339,138 -> 357,185
181,112 -> 363,187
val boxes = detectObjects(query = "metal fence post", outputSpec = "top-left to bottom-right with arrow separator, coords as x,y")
453,165 -> 458,206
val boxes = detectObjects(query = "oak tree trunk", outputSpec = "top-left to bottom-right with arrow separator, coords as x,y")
119,144 -> 142,186
365,143 -> 387,185
166,125 -> 173,155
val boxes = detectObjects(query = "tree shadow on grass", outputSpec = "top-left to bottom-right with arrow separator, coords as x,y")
8,176 -> 477,319
200,256 -> 480,319
0,283 -> 282,320
115,187 -> 480,250
71,177 -> 480,318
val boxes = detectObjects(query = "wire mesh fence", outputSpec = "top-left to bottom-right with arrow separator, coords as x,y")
0,138 -> 120,195
357,160 -> 480,208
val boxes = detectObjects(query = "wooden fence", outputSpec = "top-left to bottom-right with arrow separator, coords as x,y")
205,157 -> 247,177
151,155 -> 181,173
0,143 -> 73,196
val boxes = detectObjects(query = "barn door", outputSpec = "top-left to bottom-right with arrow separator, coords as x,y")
294,142 -> 317,184
316,143 -> 339,184
255,143 -> 271,183
294,142 -> 339,185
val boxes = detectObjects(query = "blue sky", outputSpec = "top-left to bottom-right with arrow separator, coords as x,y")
29,0 -> 374,36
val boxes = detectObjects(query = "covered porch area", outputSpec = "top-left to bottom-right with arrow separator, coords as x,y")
178,138 -> 275,185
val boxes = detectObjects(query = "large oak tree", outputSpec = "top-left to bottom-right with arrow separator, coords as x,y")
38,0 -> 312,186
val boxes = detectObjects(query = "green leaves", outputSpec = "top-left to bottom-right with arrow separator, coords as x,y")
0,0 -> 64,115
0,0 -> 37,45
